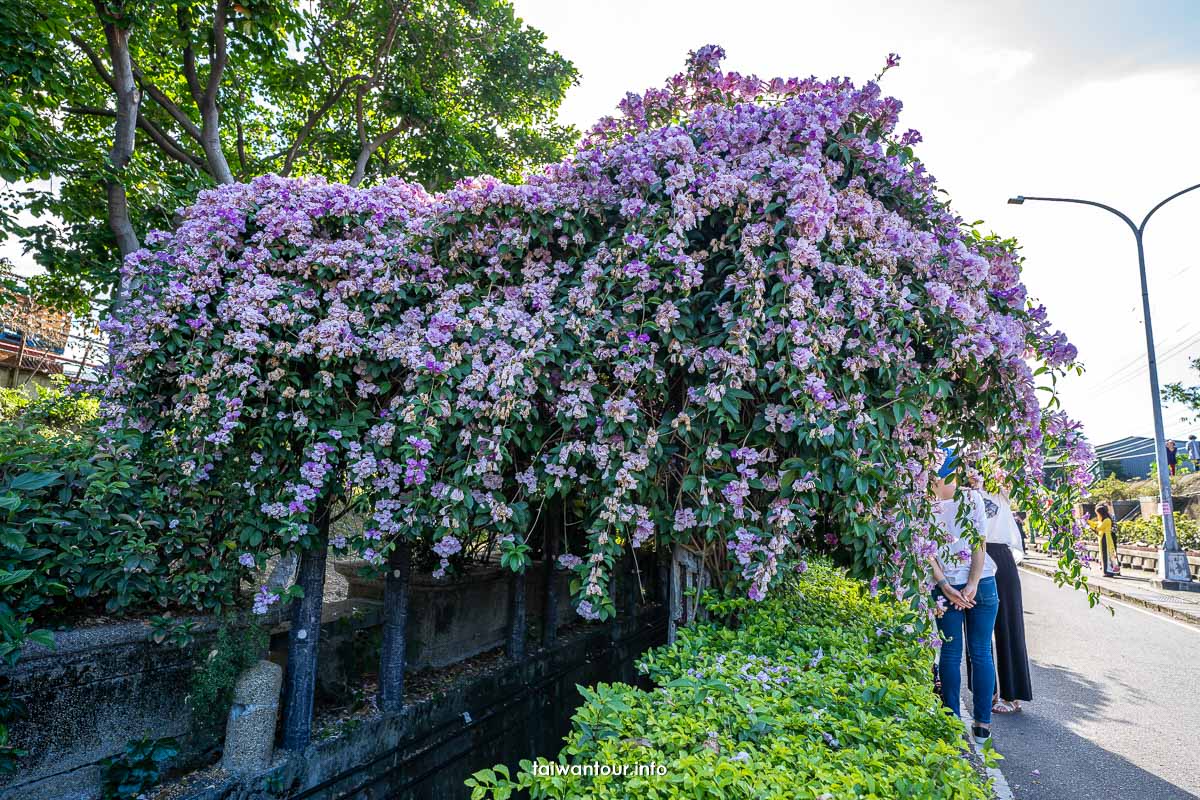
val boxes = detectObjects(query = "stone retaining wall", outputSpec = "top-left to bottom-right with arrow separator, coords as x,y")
1,559 -> 601,800
174,603 -> 667,800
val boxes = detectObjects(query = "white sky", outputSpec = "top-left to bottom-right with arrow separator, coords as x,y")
510,0 -> 1200,446
6,0 -> 1199,445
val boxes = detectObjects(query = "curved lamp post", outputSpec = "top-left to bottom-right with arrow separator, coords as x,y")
1009,183 -> 1200,590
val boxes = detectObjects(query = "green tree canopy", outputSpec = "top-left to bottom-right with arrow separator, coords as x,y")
1164,357 -> 1200,422
0,0 -> 577,313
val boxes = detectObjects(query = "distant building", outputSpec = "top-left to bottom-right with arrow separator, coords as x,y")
0,269 -> 73,389
1093,436 -> 1189,480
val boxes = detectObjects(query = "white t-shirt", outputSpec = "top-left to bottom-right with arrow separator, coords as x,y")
982,491 -> 1024,564
934,490 -> 997,585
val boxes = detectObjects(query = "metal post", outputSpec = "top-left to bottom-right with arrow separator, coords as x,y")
507,569 -> 527,661
281,508 -> 331,750
541,505 -> 559,648
1009,184 -> 1200,589
379,540 -> 411,713
1133,234 -> 1180,553
11,333 -> 26,388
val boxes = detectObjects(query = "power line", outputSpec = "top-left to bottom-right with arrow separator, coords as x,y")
1089,329 -> 1200,395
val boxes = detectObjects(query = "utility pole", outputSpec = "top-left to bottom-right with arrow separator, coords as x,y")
1009,184 -> 1200,590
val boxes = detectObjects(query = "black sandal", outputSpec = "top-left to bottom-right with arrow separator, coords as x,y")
971,724 -> 991,741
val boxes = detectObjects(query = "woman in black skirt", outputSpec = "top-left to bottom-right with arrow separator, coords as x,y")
981,491 -> 1032,712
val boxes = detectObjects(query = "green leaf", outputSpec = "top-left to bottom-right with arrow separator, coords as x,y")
7,471 -> 62,492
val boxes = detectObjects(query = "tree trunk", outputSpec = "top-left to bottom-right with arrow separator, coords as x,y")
95,4 -> 141,319
198,0 -> 235,184
507,570 -> 526,661
378,540 -> 411,714
348,122 -> 409,187
280,513 -> 329,751
542,502 -> 560,648
199,105 -> 235,184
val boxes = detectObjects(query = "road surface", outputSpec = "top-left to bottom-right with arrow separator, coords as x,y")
979,568 -> 1200,799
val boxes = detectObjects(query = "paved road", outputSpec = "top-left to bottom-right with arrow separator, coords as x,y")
975,568 -> 1200,799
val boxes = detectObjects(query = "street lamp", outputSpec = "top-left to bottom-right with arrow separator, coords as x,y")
1009,183 -> 1200,591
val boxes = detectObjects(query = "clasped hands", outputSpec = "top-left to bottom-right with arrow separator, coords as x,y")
940,580 -> 978,610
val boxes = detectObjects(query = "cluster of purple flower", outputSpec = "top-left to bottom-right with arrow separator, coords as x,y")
101,46 -> 1092,621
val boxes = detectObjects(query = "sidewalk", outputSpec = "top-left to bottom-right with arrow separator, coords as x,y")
1020,548 -> 1200,627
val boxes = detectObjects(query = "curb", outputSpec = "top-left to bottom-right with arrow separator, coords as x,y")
963,718 -> 1015,800
1018,559 -> 1200,629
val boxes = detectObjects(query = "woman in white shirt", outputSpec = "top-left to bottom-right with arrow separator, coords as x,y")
928,452 -> 1000,743
981,491 -> 1032,712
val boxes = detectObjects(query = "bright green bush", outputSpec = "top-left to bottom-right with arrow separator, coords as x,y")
1086,475 -> 1140,503
1117,516 -> 1200,551
0,377 -> 99,429
467,563 -> 992,799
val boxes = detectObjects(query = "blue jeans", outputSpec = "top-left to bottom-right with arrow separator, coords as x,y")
934,576 -> 999,725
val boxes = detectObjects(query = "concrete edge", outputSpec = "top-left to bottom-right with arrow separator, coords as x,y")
962,718 -> 1014,800
1018,560 -> 1200,629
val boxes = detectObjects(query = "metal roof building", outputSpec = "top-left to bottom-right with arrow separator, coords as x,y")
1094,436 -> 1191,480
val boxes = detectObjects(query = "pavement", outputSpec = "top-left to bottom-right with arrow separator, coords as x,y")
1020,549 -> 1200,627
964,561 -> 1200,799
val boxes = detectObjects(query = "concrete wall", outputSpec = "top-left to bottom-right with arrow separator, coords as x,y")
1,559 -> 651,800
175,603 -> 667,800
2,620 -> 201,800
333,560 -> 577,669
0,602 -> 296,800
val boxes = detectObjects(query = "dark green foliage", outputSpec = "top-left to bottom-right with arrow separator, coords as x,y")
0,382 -> 247,772
0,388 -> 242,628
187,622 -> 269,740
0,0 -> 577,313
99,736 -> 179,800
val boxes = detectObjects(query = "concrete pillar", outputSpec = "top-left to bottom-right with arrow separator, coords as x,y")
220,660 -> 283,776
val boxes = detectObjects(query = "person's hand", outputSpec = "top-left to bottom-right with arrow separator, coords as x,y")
942,585 -> 972,610
960,580 -> 979,605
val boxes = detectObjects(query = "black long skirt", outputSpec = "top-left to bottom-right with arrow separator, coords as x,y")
987,542 -> 1033,702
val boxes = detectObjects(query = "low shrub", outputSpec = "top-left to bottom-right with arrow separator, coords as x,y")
0,383 -> 247,772
99,736 -> 179,800
0,395 -> 242,628
0,377 -> 99,429
1086,475 -> 1141,504
1116,516 -> 1200,552
467,562 -> 992,799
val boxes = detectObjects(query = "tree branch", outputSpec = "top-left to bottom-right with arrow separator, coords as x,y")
90,0 -> 140,314
280,75 -> 364,176
350,4 -> 406,185
349,121 -> 411,187
70,34 -> 116,90
131,64 -> 204,142
66,106 -> 206,171
178,6 -> 204,103
203,0 -> 229,109
197,0 -> 234,184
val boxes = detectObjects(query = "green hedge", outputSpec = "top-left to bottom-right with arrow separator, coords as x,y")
1116,516 -> 1200,552
0,386 -> 241,632
467,563 -> 993,799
